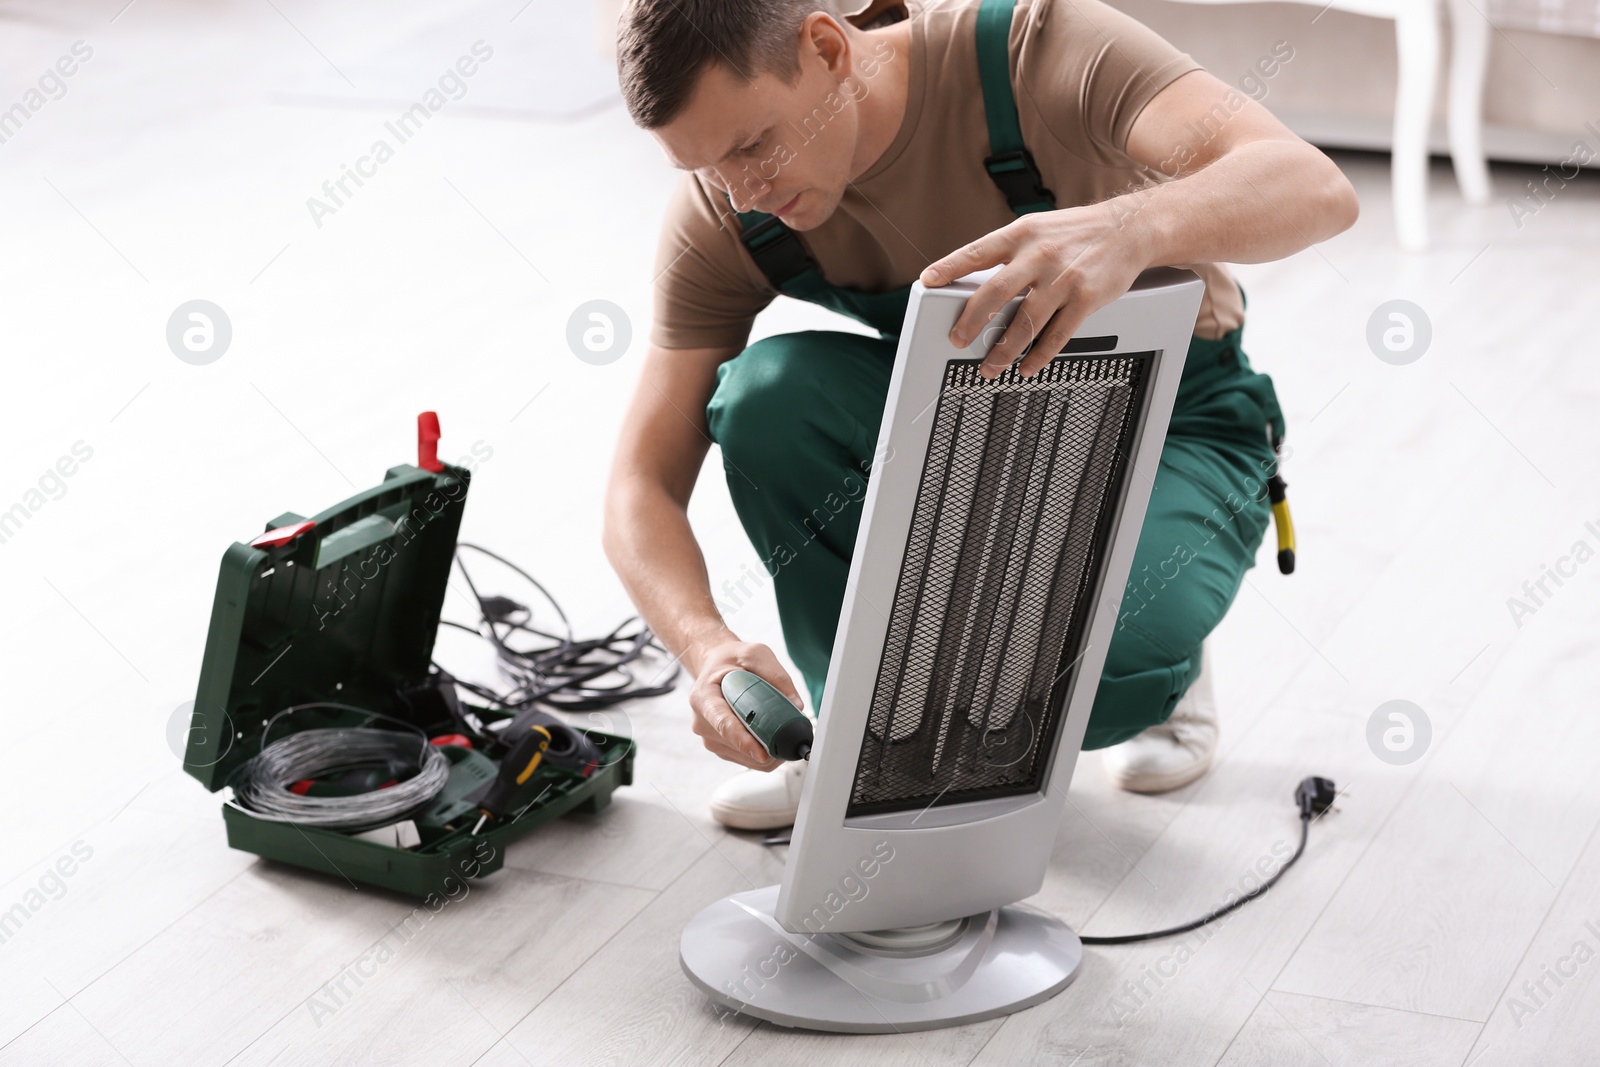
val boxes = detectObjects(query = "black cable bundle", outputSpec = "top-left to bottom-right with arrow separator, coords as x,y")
433,543 -> 680,730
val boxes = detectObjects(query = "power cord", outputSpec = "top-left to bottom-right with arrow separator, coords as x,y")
431,543 -> 681,736
1078,776 -> 1338,945
763,777 -> 1341,938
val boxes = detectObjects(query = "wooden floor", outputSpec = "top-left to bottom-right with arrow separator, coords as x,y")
3,1 -> 1598,1064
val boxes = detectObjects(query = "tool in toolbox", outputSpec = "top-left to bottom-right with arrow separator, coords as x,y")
414,742 -> 499,830
470,710 -> 606,834
471,722 -> 551,836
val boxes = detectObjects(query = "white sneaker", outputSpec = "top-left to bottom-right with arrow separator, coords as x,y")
708,760 -> 808,830
1100,644 -> 1220,794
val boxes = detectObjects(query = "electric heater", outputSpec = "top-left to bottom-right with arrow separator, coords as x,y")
681,267 -> 1206,1032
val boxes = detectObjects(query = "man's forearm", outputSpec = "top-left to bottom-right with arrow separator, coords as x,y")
1124,139 -> 1359,269
603,478 -> 735,677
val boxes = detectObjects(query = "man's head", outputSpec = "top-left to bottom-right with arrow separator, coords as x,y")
618,0 -> 892,230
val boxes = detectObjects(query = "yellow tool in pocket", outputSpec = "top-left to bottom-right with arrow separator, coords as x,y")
1266,432 -> 1295,575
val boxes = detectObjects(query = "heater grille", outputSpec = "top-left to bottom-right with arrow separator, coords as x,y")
847,353 -> 1152,817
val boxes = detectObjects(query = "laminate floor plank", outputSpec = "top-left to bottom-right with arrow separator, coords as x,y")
65,859 -> 650,1067
1215,991 -> 1480,1067
1462,815 -> 1600,1067
500,841 -> 786,1067
63,864 -> 411,1066
722,1016 -> 1005,1067
0,1004 -> 130,1067
0,807 -> 256,1048
228,866 -> 657,1067
1273,536 -> 1600,1021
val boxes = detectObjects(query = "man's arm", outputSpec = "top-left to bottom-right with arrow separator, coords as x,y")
1119,69 -> 1359,267
919,68 -> 1359,378
602,341 -> 801,770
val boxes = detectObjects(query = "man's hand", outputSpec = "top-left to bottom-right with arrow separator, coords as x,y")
688,638 -> 807,771
918,206 -> 1148,380
916,69 -> 1359,380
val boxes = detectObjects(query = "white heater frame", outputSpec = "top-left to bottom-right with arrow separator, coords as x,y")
774,266 -> 1205,934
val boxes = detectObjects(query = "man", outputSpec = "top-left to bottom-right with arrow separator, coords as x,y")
604,0 -> 1357,830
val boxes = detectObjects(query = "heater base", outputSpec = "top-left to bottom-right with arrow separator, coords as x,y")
679,884 -> 1082,1033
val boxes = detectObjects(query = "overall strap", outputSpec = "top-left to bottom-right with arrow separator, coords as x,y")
976,0 -> 1055,214
732,203 -> 818,291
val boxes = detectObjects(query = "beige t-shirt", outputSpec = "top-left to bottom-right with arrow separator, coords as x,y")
648,0 -> 1244,351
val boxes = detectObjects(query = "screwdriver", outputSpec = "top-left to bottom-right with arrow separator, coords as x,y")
470,723 -> 552,835
721,670 -> 814,761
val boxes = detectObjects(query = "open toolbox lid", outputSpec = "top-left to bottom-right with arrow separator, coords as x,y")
184,413 -> 469,792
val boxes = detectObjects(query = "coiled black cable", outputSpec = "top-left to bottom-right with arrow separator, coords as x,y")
432,543 -> 680,723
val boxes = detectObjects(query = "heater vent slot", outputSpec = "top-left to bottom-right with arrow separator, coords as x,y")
847,353 -> 1152,817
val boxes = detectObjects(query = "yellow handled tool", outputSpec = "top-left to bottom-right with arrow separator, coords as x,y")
470,723 -> 551,834
1266,430 -> 1295,575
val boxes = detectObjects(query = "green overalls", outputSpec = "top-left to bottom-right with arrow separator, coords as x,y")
704,0 -> 1290,749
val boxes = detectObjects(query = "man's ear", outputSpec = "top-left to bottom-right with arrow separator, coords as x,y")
800,10 -> 854,79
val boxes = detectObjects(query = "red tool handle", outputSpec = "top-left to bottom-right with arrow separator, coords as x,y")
250,519 -> 315,548
417,411 -> 444,472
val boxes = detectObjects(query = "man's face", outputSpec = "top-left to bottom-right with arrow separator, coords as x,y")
654,48 -> 864,232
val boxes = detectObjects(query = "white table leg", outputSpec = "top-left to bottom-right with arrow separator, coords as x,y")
1392,0 -> 1441,251
1446,0 -> 1493,204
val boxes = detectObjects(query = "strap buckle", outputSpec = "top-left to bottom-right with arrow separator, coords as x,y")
738,214 -> 817,289
983,148 -> 1055,213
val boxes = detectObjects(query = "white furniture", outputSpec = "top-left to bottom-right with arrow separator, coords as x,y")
1448,0 -> 1600,209
1445,0 -> 1494,211
1162,0 -> 1491,250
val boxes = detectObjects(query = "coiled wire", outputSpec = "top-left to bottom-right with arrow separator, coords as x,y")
230,704 -> 449,832
434,543 -> 680,720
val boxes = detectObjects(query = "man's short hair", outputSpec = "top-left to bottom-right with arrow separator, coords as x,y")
618,0 -> 845,130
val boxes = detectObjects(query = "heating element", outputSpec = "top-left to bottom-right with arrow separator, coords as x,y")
848,354 -> 1151,816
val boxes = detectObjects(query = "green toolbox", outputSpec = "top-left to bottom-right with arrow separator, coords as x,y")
182,413 -> 634,898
